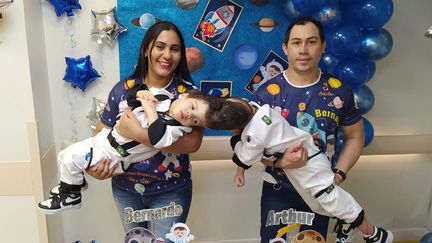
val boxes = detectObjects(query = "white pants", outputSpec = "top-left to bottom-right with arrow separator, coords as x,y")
283,153 -> 362,223
58,129 -> 136,185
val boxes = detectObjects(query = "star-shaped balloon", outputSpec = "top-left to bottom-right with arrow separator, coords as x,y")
63,55 -> 101,92
425,26 -> 432,39
0,0 -> 13,19
48,0 -> 81,17
91,7 -> 127,46
87,97 -> 106,130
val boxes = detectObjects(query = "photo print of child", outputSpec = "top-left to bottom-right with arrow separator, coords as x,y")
245,50 -> 288,94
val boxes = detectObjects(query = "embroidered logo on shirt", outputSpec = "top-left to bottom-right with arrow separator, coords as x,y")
261,115 -> 272,125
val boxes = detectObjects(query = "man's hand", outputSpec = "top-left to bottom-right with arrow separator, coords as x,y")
277,142 -> 308,169
86,159 -> 118,180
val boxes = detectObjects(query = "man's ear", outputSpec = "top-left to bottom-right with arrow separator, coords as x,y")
282,42 -> 288,56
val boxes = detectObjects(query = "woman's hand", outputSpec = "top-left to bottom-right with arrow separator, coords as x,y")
117,109 -> 142,140
86,159 -> 118,180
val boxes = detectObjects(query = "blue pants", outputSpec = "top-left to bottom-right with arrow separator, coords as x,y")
260,181 -> 330,243
112,181 -> 192,242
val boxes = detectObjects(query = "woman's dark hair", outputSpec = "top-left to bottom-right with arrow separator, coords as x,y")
129,21 -> 193,84
284,16 -> 325,44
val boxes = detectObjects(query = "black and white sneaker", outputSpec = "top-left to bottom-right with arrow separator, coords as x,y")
50,179 -> 88,196
334,219 -> 356,243
38,192 -> 82,214
364,226 -> 393,243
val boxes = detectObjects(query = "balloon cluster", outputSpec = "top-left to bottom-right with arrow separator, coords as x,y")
283,0 -> 394,150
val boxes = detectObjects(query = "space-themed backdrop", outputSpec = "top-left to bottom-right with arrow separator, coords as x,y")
117,0 -> 289,136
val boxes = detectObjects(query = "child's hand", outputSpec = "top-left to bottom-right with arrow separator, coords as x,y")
234,167 -> 245,187
234,174 -> 245,187
137,90 -> 157,111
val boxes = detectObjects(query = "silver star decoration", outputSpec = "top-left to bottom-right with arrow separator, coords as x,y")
0,0 -> 13,19
90,7 -> 127,45
86,97 -> 106,130
425,26 -> 432,39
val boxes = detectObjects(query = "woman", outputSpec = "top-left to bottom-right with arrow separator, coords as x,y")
87,21 -> 203,241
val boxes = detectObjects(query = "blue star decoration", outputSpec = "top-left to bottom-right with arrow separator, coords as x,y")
63,55 -> 101,92
48,0 -> 82,17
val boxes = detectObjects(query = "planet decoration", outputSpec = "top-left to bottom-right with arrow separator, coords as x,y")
185,47 -> 205,73
131,13 -> 160,29
232,44 -> 258,70
251,17 -> 282,32
175,0 -> 199,10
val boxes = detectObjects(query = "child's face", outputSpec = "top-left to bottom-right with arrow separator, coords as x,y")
170,95 -> 209,127
174,228 -> 186,237
268,66 -> 280,77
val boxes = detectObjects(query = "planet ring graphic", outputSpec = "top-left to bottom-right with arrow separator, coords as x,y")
251,17 -> 282,32
131,13 -> 162,29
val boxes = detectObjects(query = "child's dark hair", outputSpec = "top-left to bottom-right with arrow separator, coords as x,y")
184,90 -> 253,130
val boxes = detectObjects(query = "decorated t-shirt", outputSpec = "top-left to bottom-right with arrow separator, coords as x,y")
101,76 -> 197,194
253,71 -> 361,191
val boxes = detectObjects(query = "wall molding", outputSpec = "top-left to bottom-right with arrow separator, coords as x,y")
190,135 -> 432,161
0,161 -> 33,195
27,121 -> 49,243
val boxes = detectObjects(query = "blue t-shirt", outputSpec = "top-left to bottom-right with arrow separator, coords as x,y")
101,76 -> 197,194
253,71 -> 361,191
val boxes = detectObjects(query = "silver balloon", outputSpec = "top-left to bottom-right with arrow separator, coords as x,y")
0,0 -> 13,19
0,0 -> 13,9
425,26 -> 432,39
90,7 -> 127,46
87,97 -> 106,130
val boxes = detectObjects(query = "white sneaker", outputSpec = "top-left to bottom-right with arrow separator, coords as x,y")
38,193 -> 82,214
364,226 -> 393,243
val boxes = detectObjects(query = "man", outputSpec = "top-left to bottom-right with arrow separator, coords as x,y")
253,17 -> 364,243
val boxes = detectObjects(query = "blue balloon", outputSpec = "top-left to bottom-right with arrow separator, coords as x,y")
366,61 -> 376,81
343,0 -> 394,29
362,117 -> 374,147
334,57 -> 369,89
334,128 -> 345,155
292,0 -> 325,15
336,117 -> 374,148
48,0 -> 82,17
282,0 -> 301,20
358,28 -> 393,61
313,1 -> 342,29
354,85 -> 375,114
63,55 -> 101,92
319,52 -> 339,75
327,25 -> 363,55
420,232 -> 432,243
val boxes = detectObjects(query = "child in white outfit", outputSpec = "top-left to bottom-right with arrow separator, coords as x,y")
230,99 -> 393,243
